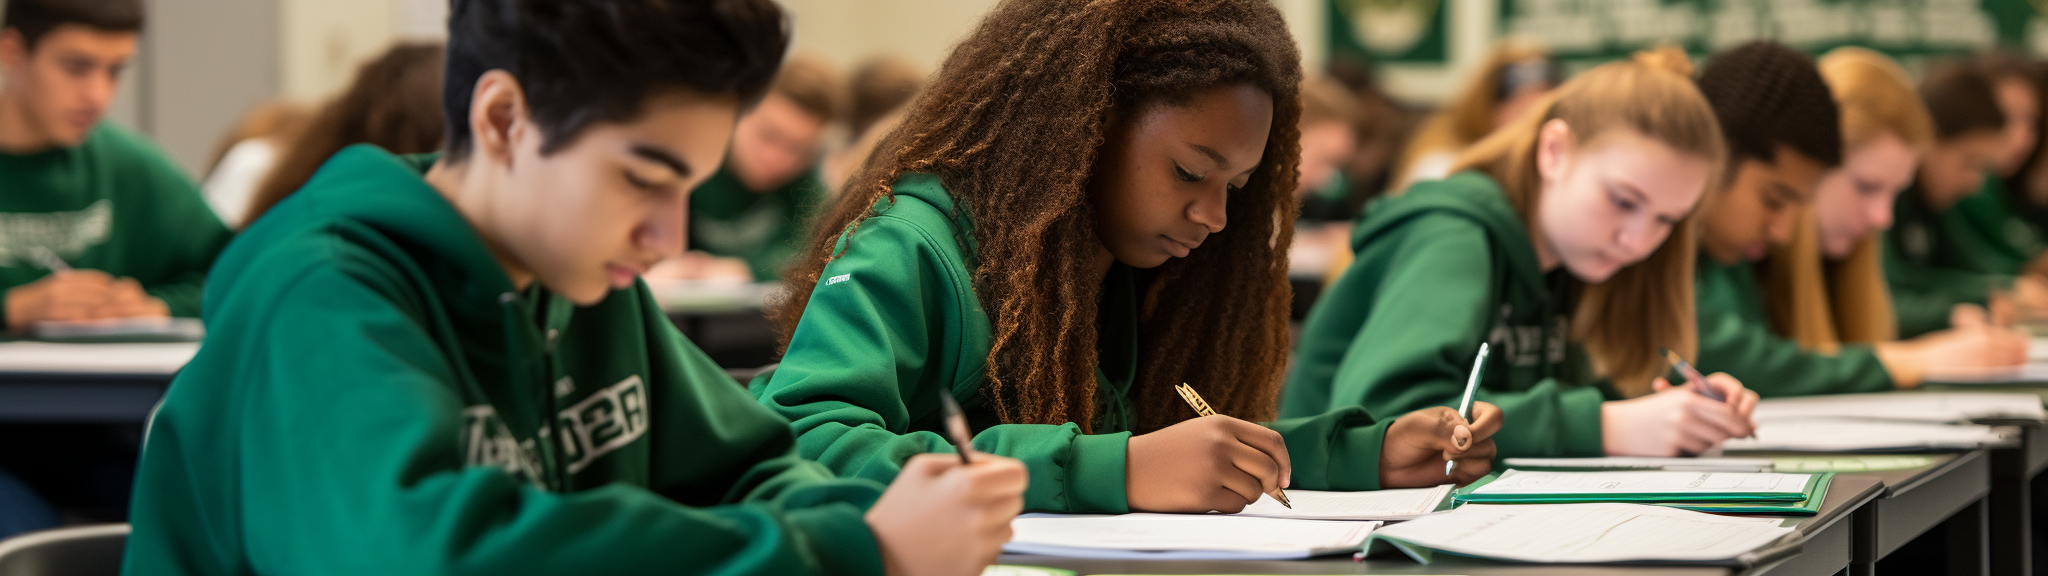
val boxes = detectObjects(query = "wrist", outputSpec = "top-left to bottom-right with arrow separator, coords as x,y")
1871,340 -> 1925,389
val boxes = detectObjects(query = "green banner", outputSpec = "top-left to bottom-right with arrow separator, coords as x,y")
1328,0 -> 1450,65
1498,0 -> 2042,66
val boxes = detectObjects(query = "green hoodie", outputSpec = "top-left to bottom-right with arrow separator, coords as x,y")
124,145 -> 885,576
688,167 -> 826,281
1693,257 -> 1892,397
0,122 -> 231,326
1282,171 -> 1608,459
1886,174 -> 2026,337
752,173 -> 1396,514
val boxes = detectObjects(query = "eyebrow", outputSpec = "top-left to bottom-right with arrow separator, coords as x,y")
1765,180 -> 1809,204
628,143 -> 692,179
1186,143 -> 1230,171
1612,180 -> 1688,220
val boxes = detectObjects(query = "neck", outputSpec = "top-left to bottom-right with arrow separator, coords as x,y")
0,89 -> 49,154
1092,244 -> 1116,281
424,158 -> 536,292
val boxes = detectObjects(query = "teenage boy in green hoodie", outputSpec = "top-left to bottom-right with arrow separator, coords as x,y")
1685,43 -> 1886,396
0,0 -> 230,334
122,2 -> 1025,575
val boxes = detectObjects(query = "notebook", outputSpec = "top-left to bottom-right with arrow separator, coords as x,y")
1455,470 -> 1817,503
1003,514 -> 1377,560
1367,503 -> 1795,565
32,317 -> 204,343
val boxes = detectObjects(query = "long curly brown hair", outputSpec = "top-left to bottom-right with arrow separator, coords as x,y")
771,0 -> 1303,434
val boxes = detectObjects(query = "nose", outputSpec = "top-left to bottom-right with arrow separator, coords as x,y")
640,193 -> 689,259
1616,217 -> 1661,260
1767,208 -> 1797,247
1867,196 -> 1893,233
1187,185 -> 1228,233
85,69 -> 118,112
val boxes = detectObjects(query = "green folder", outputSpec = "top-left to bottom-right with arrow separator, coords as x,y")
1451,472 -> 1834,516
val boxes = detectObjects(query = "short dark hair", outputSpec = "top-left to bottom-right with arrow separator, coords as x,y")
2,0 -> 143,50
1696,41 -> 1843,169
1921,58 -> 2007,140
442,0 -> 790,159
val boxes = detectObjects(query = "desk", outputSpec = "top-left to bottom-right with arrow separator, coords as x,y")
1747,475 -> 1884,576
0,341 -> 194,423
650,280 -> 781,369
1840,451 -> 1990,575
1921,384 -> 2048,574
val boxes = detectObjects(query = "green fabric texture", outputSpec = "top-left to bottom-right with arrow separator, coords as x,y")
124,145 -> 885,576
1885,174 -> 2030,336
1282,171 -> 1609,459
0,122 -> 231,327
1691,257 -> 1893,397
688,167 -> 827,280
752,173 -> 1396,514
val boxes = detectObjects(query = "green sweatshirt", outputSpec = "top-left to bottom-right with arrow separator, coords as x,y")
1886,174 -> 2026,337
1692,258 -> 1892,397
688,167 -> 826,281
751,173 -> 1396,514
1282,171 -> 1609,459
124,145 -> 885,576
0,122 -> 231,326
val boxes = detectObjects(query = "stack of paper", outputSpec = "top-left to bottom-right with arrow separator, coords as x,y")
1453,470 -> 1830,515
1234,484 -> 1451,521
1723,420 -> 2014,452
1749,392 -> 2045,423
1004,514 -> 1377,560
1368,503 -> 1795,565
1502,457 -> 1774,472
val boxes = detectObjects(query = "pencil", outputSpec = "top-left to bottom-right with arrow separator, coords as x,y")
1174,382 -> 1291,509
937,390 -> 975,464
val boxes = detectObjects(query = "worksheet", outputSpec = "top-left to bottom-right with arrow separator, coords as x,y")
1371,503 -> 1794,564
0,341 -> 200,374
1004,514 -> 1378,560
1501,457 -> 1773,472
1234,484 -> 1451,521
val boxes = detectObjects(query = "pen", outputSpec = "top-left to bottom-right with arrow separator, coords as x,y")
32,247 -> 70,272
1450,342 -> 1488,476
1662,348 -> 1724,403
937,390 -> 976,464
1174,382 -> 1291,509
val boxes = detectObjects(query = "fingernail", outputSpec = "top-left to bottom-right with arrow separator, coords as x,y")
1453,425 -> 1471,449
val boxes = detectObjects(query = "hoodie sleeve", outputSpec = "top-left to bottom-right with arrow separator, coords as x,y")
158,263 -> 884,576
1693,290 -> 1893,397
1323,215 -> 1606,458
754,212 -> 1130,514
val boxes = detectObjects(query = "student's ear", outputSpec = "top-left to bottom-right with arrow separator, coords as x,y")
467,70 -> 533,170
1534,118 -> 1575,184
0,29 -> 27,75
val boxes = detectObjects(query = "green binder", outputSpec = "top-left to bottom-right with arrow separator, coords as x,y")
1451,472 -> 1834,516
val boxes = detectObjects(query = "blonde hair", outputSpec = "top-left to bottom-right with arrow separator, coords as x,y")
1391,41 -> 1554,188
1762,47 -> 1930,349
1300,75 -> 1361,128
773,53 -> 846,123
1449,46 -> 1728,395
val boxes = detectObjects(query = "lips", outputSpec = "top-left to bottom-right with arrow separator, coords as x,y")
605,263 -> 647,288
1161,235 -> 1199,258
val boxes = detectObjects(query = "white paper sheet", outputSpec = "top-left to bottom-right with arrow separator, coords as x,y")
0,341 -> 199,374
1723,420 -> 2012,452
1234,485 -> 1451,521
1750,392 -> 2045,423
1004,513 -> 1377,560
1924,362 -> 2048,385
1501,457 -> 1774,472
1469,470 -> 1810,497
32,317 -> 204,342
1371,503 -> 1793,564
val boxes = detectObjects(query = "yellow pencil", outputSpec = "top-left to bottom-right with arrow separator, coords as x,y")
1174,383 -> 1291,509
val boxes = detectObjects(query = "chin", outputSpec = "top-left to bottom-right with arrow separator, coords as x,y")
1567,261 -> 1620,284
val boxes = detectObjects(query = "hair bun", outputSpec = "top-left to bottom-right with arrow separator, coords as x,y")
1632,45 -> 1696,78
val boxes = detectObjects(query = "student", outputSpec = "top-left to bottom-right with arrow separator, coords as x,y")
1388,41 -> 1560,190
667,53 -> 841,282
0,0 -> 230,334
1286,47 -> 1759,459
122,2 -> 1025,575
753,0 -> 1502,515
1701,46 -> 2027,394
200,101 -> 311,229
1887,58 -> 2048,336
239,41 -> 445,226
824,54 -> 924,192
1292,77 -> 1365,281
